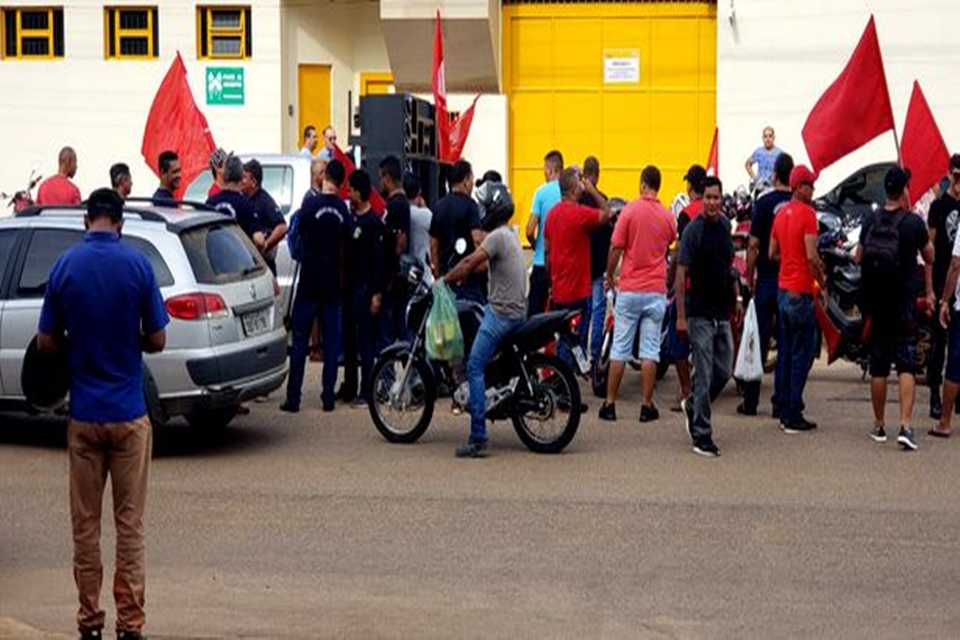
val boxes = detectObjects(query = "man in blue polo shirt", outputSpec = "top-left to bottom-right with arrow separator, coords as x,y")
525,149 -> 563,318
37,188 -> 168,640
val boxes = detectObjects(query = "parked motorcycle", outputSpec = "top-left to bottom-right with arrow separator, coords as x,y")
1,169 -> 41,214
368,257 -> 583,454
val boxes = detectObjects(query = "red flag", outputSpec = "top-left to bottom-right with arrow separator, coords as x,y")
801,16 -> 895,172
706,128 -> 719,177
432,11 -> 451,163
901,81 -> 949,204
333,144 -> 385,215
432,11 -> 479,164
141,52 -> 216,198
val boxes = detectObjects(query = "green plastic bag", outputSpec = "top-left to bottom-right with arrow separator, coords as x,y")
425,281 -> 464,362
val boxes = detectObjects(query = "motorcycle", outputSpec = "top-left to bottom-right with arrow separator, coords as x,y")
367,257 -> 583,454
1,169 -> 41,214
814,210 -> 932,373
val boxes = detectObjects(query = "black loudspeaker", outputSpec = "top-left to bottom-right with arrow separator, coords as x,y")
359,94 -> 440,207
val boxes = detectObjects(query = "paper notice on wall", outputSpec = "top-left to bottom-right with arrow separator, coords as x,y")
604,50 -> 640,84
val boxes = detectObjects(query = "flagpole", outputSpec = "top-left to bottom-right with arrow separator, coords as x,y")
892,122 -> 903,168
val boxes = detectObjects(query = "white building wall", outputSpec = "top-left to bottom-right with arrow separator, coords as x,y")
718,0 -> 960,192
0,0 -> 282,207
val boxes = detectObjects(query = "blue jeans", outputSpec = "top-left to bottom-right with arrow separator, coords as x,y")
467,306 -> 525,443
553,298 -> 589,372
775,290 -> 815,424
585,277 -> 607,363
688,318 -> 733,443
287,294 -> 342,408
742,276 -> 779,411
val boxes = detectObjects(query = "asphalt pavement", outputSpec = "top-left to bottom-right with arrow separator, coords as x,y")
2,360 -> 959,639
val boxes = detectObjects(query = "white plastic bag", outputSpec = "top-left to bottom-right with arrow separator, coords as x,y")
734,298 -> 763,382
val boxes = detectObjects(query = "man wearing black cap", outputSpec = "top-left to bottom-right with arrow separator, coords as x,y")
858,166 -> 935,451
925,154 -> 960,418
36,188 -> 168,640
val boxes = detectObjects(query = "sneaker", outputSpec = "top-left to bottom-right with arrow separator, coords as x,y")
781,419 -> 817,434
771,405 -> 781,420
80,629 -> 104,640
598,402 -> 617,422
117,632 -> 145,640
680,397 -> 694,440
639,404 -> 660,423
349,397 -> 368,409
322,400 -> 335,413
869,425 -> 887,443
455,440 -> 490,458
336,387 -> 356,403
692,439 -> 720,458
736,402 -> 757,417
897,426 -> 918,451
279,401 -> 300,414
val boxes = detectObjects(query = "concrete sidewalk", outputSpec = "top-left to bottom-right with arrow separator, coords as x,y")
0,618 -> 69,639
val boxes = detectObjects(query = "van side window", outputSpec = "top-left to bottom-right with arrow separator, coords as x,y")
17,229 -> 83,298
261,166 -> 294,214
0,229 -> 19,294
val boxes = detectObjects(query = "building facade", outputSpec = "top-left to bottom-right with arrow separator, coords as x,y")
1,1 -> 957,230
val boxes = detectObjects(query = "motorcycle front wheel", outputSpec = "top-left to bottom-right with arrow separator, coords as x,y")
512,353 -> 581,454
368,351 -> 435,444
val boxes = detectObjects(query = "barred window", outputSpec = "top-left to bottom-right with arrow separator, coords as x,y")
105,7 -> 158,59
197,6 -> 251,60
1,7 -> 64,59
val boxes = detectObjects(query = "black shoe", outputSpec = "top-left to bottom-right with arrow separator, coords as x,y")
279,401 -> 300,414
599,402 -> 617,422
869,425 -> 887,443
579,402 -> 589,414
336,386 -> 356,403
79,629 -> 103,640
897,426 -> 918,451
322,400 -> 335,413
117,632 -> 145,640
455,439 -> 490,458
736,402 -> 757,417
930,391 -> 943,420
781,418 -> 817,434
692,439 -> 720,458
639,404 -> 659,423
771,405 -> 781,420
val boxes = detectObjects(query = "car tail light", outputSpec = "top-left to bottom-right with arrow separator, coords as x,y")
165,293 -> 229,321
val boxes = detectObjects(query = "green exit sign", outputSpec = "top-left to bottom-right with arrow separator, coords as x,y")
206,67 -> 245,106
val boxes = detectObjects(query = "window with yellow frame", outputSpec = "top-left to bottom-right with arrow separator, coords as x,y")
1,6 -> 64,59
197,5 -> 250,60
104,7 -> 158,59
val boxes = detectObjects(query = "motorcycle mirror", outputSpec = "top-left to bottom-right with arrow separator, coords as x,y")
454,238 -> 468,256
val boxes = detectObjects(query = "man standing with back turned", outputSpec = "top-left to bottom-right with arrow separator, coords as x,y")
37,188 -> 168,640
526,150 -> 564,318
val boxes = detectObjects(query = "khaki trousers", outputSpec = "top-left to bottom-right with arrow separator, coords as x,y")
68,416 -> 151,633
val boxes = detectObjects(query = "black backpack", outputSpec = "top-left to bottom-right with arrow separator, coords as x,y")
861,211 -> 905,310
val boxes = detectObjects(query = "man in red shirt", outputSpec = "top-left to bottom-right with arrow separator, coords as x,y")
36,146 -> 81,206
545,167 -> 612,373
769,165 -> 825,433
600,166 -> 677,422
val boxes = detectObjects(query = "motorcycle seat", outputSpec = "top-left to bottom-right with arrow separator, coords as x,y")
506,310 -> 579,351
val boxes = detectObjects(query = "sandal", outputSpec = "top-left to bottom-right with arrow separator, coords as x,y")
927,428 -> 951,439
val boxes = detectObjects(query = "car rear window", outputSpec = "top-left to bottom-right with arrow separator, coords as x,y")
180,222 -> 267,284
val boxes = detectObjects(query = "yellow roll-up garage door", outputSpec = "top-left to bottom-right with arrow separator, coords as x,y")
503,1 -> 717,237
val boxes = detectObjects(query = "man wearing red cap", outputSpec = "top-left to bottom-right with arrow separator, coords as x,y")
769,165 -> 825,434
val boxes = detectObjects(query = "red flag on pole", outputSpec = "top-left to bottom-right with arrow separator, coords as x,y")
432,11 -> 479,164
801,16 -> 895,172
141,52 -> 216,198
901,81 -> 949,204
706,128 -> 719,177
333,144 -> 386,215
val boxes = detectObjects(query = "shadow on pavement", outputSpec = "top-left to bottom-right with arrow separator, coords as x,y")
0,412 -> 287,459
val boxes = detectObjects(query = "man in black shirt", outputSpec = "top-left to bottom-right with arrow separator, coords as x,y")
858,167 -> 935,451
339,170 -> 387,407
379,156 -> 411,342
206,155 -> 263,246
925,154 -> 960,418
281,159 -> 349,414
676,176 -> 741,458
430,159 -> 485,303
151,150 -> 180,205
243,159 -> 288,275
579,156 -> 613,366
740,152 -> 794,416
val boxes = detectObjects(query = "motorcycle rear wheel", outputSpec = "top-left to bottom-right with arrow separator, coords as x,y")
512,353 -> 581,454
368,351 -> 435,444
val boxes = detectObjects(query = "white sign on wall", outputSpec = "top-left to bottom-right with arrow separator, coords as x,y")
604,49 -> 640,84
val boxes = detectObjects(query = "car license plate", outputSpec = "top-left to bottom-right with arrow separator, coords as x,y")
242,309 -> 270,336
572,346 -> 590,376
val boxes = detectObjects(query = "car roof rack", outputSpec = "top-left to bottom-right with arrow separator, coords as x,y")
15,204 -> 169,223
123,197 -> 217,212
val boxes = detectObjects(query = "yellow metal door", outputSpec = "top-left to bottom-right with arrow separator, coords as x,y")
298,64 -> 332,152
503,3 -> 717,236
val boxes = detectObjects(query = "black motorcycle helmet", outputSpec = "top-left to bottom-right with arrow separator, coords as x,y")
476,181 -> 514,232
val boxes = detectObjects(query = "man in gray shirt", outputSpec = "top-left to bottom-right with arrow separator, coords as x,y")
404,172 -> 434,285
443,182 -> 526,458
